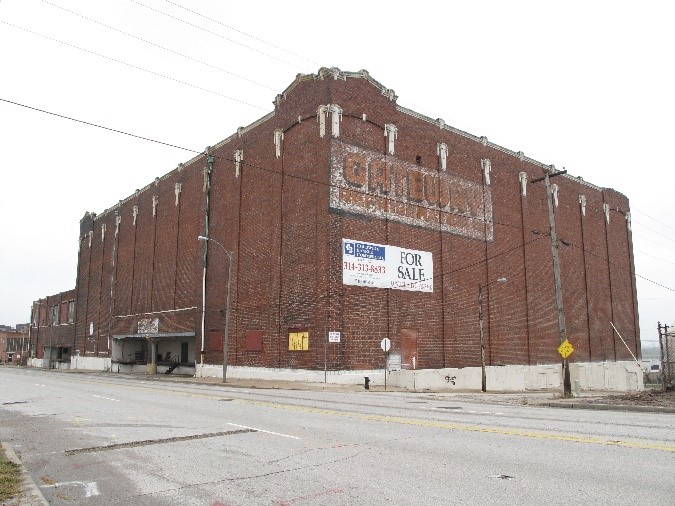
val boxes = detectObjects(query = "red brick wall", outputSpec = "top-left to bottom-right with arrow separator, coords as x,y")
72,69 -> 639,370
30,289 -> 76,358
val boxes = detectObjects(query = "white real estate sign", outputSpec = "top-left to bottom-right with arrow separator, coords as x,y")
342,239 -> 433,292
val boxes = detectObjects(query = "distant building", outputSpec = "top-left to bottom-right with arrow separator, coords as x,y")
0,330 -> 28,364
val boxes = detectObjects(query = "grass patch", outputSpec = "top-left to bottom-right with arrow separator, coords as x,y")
0,448 -> 22,502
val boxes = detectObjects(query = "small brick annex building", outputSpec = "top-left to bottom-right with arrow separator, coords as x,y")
57,67 -> 640,390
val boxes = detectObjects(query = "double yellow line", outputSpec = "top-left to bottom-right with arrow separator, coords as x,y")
237,398 -> 675,453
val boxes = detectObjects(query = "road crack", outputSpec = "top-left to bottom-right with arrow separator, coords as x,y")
65,428 -> 255,455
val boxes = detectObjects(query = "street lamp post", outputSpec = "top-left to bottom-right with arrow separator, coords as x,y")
198,235 -> 233,383
479,277 -> 507,392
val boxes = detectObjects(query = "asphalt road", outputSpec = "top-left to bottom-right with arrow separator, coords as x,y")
1,368 -> 674,505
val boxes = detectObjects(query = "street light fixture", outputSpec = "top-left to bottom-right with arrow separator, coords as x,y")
479,277 -> 507,392
198,235 -> 234,383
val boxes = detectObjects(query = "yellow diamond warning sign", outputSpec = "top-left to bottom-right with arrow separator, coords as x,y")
558,339 -> 574,359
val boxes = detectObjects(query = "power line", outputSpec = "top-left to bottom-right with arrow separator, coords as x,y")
634,248 -> 675,266
4,94 -> 671,296
129,0 -> 303,70
40,0 -> 276,91
631,220 -> 675,245
162,0 -> 320,67
631,230 -> 675,252
632,207 -> 675,234
0,20 -> 268,111
565,240 -> 675,293
0,97 -> 201,154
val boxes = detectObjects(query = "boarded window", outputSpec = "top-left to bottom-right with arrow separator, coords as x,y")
208,331 -> 223,351
67,301 -> 75,324
245,330 -> 263,351
288,329 -> 309,351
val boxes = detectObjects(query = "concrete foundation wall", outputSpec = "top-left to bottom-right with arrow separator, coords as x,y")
195,361 -> 642,392
70,356 -> 111,371
198,364 -> 385,386
27,357 -> 641,392
392,363 -> 642,392
572,361 -> 643,391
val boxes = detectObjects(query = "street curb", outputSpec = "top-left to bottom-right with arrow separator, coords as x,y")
1,442 -> 48,506
538,402 -> 675,414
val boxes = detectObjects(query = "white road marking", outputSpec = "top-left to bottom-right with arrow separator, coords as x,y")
41,481 -> 101,497
93,394 -> 119,402
227,423 -> 300,440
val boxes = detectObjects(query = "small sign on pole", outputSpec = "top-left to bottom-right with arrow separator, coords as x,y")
558,339 -> 574,359
328,331 -> 341,343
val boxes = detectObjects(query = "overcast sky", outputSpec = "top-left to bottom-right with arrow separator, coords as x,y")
1,0 -> 673,349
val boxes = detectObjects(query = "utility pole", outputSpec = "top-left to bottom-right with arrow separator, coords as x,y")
657,322 -> 670,391
532,167 -> 572,398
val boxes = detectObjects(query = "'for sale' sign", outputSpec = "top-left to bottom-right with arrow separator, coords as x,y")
342,239 -> 433,292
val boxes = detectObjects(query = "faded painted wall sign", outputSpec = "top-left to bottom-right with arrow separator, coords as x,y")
330,141 -> 493,241
342,238 -> 433,292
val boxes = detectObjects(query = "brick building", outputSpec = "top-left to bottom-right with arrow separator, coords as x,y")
29,289 -> 76,368
0,329 -> 28,365
69,67 -> 640,389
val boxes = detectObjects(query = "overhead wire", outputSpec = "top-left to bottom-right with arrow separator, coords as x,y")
40,0 -> 277,91
632,208 -> 675,234
4,0 -> 674,298
630,220 -> 675,245
0,97 -> 201,154
129,0 -> 304,70
3,93 -> 671,296
634,249 -> 675,266
161,0 -> 320,67
0,19 -> 268,111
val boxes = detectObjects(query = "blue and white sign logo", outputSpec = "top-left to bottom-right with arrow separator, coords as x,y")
344,241 -> 385,260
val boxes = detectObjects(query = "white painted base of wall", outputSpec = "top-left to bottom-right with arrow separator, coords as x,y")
28,358 -> 642,392
196,364 -> 384,385
70,356 -> 112,371
110,363 -> 193,376
571,361 -> 643,391
197,361 -> 644,392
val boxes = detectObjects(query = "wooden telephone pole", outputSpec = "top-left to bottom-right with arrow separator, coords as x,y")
532,167 -> 572,398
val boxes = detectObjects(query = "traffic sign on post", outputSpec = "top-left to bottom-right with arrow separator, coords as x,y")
558,339 -> 574,359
